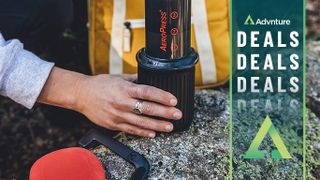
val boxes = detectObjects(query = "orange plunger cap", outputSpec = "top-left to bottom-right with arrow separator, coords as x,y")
30,147 -> 105,180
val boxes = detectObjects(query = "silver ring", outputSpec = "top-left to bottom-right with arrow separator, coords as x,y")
133,100 -> 143,115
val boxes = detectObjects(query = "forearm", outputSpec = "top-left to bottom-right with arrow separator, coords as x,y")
37,67 -> 88,111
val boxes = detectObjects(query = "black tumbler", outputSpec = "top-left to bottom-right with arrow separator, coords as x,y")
137,0 -> 198,132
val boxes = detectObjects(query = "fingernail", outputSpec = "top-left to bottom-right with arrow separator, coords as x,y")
149,132 -> 156,138
170,99 -> 177,106
165,125 -> 173,131
173,112 -> 182,119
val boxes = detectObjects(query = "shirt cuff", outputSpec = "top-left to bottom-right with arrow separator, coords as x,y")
3,44 -> 54,109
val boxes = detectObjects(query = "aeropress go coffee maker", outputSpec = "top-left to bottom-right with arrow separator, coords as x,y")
80,0 -> 198,179
137,0 -> 199,132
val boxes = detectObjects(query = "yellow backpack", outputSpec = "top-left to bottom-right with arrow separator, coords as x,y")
89,0 -> 230,89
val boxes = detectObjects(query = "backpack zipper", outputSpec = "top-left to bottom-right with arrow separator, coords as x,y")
123,19 -> 145,53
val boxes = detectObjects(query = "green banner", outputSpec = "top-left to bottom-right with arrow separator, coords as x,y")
230,0 -> 305,179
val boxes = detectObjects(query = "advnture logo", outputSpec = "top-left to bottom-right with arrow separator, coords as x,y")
244,15 -> 255,25
244,15 -> 291,26
244,116 -> 292,159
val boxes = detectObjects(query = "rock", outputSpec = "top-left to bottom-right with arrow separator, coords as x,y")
307,40 -> 320,116
306,0 -> 320,38
306,40 -> 320,179
93,90 -> 230,179
306,111 -> 320,179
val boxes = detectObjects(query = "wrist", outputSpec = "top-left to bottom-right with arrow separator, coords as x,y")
38,67 -> 90,111
70,73 -> 90,112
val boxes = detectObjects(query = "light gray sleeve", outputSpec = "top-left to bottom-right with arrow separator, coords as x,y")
0,33 -> 54,109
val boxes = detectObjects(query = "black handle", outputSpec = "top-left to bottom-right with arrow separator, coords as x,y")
79,129 -> 150,180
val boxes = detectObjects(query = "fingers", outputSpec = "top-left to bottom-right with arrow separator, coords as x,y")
138,100 -> 182,119
116,123 -> 156,138
128,84 -> 177,106
120,112 -> 174,133
119,99 -> 182,120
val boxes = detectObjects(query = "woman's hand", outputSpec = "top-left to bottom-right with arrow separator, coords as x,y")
38,67 -> 182,138
75,74 -> 182,138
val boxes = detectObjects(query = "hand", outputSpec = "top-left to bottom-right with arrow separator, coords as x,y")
74,74 -> 182,138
